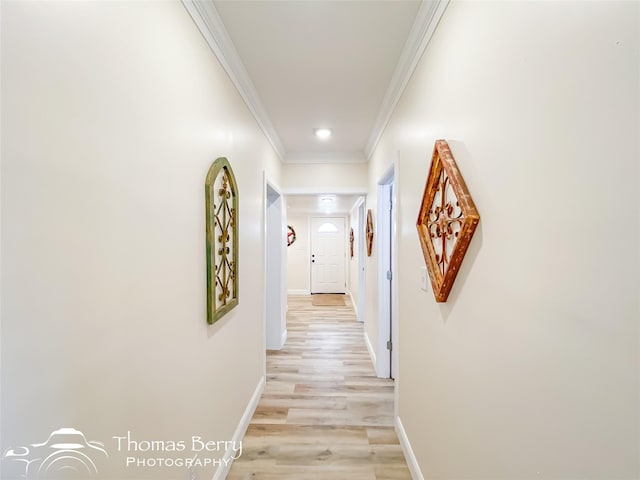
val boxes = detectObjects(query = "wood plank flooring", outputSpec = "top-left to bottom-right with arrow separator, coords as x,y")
226,295 -> 411,480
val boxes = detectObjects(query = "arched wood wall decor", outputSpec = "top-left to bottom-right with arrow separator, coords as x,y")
366,209 -> 374,257
349,228 -> 354,258
287,225 -> 297,246
416,140 -> 479,303
205,157 -> 239,324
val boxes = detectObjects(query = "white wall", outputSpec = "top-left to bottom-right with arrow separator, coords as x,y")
282,162 -> 367,193
1,2 -> 280,479
347,207 -> 360,311
286,215 -> 310,293
367,1 -> 639,478
363,200 -> 379,360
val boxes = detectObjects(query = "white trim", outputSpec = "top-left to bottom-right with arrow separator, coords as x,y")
284,152 -> 367,164
364,331 -> 376,369
212,375 -> 265,480
357,202 -> 366,324
265,176 -> 286,350
287,289 -> 310,295
262,172 -> 269,376
348,290 -> 358,319
392,155 -> 401,414
395,416 -> 424,480
280,329 -> 288,347
283,187 -> 368,196
181,0 -> 285,160
376,166 -> 395,379
351,196 -> 365,211
349,195 -> 364,219
365,0 -> 450,159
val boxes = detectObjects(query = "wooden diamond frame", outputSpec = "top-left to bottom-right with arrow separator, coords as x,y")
205,157 -> 239,324
417,140 -> 479,302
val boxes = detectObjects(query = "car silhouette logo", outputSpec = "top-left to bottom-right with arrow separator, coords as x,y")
3,428 -> 108,479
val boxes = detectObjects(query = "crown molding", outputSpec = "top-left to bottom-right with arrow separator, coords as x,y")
364,0 -> 450,159
183,0 -> 449,165
181,0 -> 285,160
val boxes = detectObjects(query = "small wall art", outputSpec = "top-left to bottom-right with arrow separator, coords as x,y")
287,225 -> 297,246
205,157 -> 239,324
416,140 -> 479,302
349,228 -> 354,258
366,209 -> 374,257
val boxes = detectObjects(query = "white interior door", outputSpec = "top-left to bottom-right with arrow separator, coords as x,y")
310,217 -> 346,294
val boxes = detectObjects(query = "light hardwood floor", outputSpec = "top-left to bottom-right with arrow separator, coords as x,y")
226,295 -> 412,480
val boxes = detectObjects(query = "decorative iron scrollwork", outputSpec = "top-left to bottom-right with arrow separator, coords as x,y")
427,172 -> 464,276
417,140 -> 479,302
206,157 -> 238,324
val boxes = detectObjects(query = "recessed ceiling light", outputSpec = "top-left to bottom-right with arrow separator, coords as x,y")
319,195 -> 335,204
314,128 -> 332,140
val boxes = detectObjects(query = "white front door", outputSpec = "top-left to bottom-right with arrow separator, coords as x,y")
310,217 -> 346,294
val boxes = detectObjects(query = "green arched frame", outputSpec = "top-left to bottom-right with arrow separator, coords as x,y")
205,157 -> 239,324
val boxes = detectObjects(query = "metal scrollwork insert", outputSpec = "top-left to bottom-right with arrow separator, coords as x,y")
205,157 -> 239,324
417,140 -> 479,302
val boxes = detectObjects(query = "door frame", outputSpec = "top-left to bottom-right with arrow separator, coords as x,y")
282,187 -> 368,296
376,164 -> 398,379
309,216 -> 347,294
264,174 -> 286,351
354,196 -> 366,323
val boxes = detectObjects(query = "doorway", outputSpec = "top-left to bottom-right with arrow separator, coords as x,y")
310,217 -> 346,294
377,168 -> 395,379
357,201 -> 366,322
265,178 -> 286,350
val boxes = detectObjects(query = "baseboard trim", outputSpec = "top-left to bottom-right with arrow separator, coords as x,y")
348,290 -> 359,319
287,289 -> 310,295
364,331 -> 376,370
212,375 -> 265,480
281,329 -> 288,348
395,415 -> 424,480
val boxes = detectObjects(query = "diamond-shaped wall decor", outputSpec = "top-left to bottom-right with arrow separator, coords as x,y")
417,140 -> 479,302
366,209 -> 374,257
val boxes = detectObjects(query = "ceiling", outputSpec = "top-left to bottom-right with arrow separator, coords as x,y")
186,0 -> 446,163
183,0 -> 447,214
286,194 -> 363,216
213,0 -> 421,163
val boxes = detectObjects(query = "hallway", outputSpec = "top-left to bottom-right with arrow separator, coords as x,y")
227,295 -> 411,479
3,2 -> 638,479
